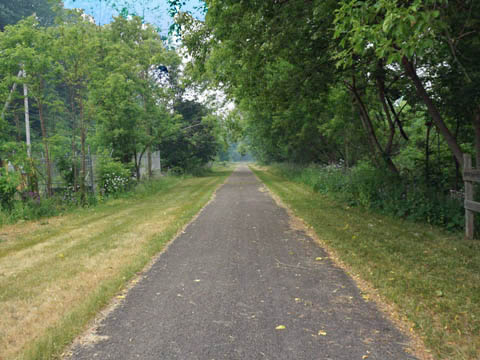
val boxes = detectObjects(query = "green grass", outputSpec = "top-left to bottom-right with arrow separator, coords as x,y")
0,165 -> 232,360
251,165 -> 480,360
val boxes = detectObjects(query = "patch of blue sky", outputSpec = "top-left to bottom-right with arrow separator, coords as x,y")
63,0 -> 204,34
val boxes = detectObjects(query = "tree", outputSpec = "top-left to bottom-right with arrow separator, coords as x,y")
175,0 -> 341,164
53,10 -> 99,202
0,17 -> 60,196
160,100 -> 219,171
93,15 -> 180,180
0,0 -> 59,30
333,0 -> 480,167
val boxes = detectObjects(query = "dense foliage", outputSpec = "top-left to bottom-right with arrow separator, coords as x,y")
0,1 -> 225,216
271,162 -> 465,232
175,0 -> 479,231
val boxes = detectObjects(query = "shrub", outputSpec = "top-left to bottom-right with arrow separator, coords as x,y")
270,162 -> 465,232
56,155 -> 80,187
0,167 -> 20,210
97,156 -> 133,196
11,196 -> 62,220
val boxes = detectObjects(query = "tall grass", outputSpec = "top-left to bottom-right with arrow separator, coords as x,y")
270,162 -> 465,232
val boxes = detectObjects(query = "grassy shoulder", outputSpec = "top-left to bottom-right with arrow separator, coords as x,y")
251,165 -> 480,360
0,165 -> 232,360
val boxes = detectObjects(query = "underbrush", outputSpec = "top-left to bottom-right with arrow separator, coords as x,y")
0,177 -> 173,227
0,163 -> 227,227
270,162 -> 465,232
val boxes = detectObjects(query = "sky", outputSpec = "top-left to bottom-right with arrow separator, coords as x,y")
63,0 -> 204,34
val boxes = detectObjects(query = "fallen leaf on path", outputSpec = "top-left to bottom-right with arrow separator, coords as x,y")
117,295 -> 125,299
194,279 -> 201,282
315,257 -> 323,261
275,325 -> 286,330
318,330 -> 327,336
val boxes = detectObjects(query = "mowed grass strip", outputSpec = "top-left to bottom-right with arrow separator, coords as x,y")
0,167 -> 232,360
251,165 -> 480,360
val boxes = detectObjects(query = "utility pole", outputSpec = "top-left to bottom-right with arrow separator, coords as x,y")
22,68 -> 31,158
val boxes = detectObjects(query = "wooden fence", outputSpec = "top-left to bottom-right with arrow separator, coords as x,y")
463,154 -> 480,239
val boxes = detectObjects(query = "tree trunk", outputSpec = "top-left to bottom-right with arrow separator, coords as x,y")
402,56 -> 464,167
386,96 -> 409,141
375,60 -> 396,155
38,101 -> 52,197
79,96 -> 87,205
134,149 -> 141,181
142,87 -> 153,179
23,73 -> 31,158
349,84 -> 382,162
147,147 -> 152,178
69,88 -> 78,191
348,78 -> 399,175
425,122 -> 432,183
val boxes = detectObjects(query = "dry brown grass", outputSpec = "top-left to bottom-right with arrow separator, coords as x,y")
0,172 -> 230,360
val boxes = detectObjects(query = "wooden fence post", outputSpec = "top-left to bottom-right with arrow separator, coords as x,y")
464,154 -> 474,239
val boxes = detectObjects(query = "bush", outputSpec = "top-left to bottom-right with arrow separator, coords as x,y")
97,156 -> 134,196
0,168 -> 20,210
56,155 -> 80,187
271,162 -> 465,232
168,166 -> 185,175
11,196 -> 62,220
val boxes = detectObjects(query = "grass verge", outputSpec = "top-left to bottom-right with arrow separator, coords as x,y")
251,165 -> 480,360
0,165 -> 232,360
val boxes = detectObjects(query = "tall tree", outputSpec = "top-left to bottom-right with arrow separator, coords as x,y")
53,10 -> 98,202
176,0 -> 339,163
0,17 -> 60,195
93,15 -> 179,180
333,0 -> 480,167
0,0 -> 59,30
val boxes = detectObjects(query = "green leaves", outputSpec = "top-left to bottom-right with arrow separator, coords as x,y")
333,0 -> 449,67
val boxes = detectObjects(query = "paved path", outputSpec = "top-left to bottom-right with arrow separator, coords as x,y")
70,165 -> 416,360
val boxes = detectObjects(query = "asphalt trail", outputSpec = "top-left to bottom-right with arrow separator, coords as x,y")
70,165 -> 416,360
